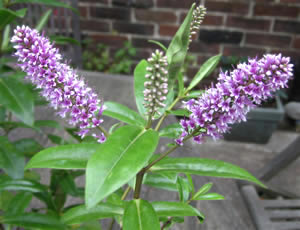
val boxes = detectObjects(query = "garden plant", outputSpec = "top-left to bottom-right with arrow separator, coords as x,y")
0,2 -> 294,230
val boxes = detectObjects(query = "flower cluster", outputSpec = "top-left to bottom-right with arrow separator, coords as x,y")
143,49 -> 168,118
189,5 -> 206,42
11,25 -> 106,143
176,54 -> 293,145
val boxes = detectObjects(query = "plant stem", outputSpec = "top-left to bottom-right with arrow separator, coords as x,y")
155,96 -> 181,131
133,169 -> 146,199
97,126 -> 109,138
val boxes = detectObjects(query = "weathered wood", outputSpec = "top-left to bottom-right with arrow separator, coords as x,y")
257,136 -> 300,181
267,210 -> 300,219
263,199 -> 300,208
273,222 -> 300,230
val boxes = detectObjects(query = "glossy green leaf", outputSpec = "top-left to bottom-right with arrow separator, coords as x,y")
0,77 -> 34,125
2,213 -> 66,230
187,54 -> 222,91
148,40 -> 167,52
185,90 -> 204,99
144,173 -> 177,191
0,121 -> 37,132
62,203 -> 123,224
47,134 -> 65,145
14,138 -> 43,156
1,25 -> 10,52
109,122 -> 122,134
77,221 -> 102,230
36,9 -> 52,32
156,89 -> 175,120
0,179 -> 47,193
86,126 -> 159,208
166,4 -> 195,89
103,101 -> 146,126
26,144 -> 99,170
13,0 -> 77,13
123,199 -> 160,230
153,201 -> 204,220
0,106 -> 6,121
134,59 -> 148,117
6,192 -> 32,215
167,109 -> 190,117
193,193 -> 224,201
159,123 -> 182,138
0,8 -> 27,29
35,120 -> 61,129
186,173 -> 195,195
178,72 -> 184,96
50,35 -> 80,45
151,158 -> 265,187
0,136 -> 25,179
0,191 -> 14,211
176,176 -> 190,202
191,182 -> 213,200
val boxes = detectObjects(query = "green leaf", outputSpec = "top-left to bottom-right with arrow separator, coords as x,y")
50,35 -> 80,46
13,0 -> 77,13
103,101 -> 146,126
178,72 -> 184,96
0,136 -> 25,179
185,90 -> 204,99
25,143 -> 99,170
193,193 -> 224,201
48,134 -> 65,145
0,8 -> 27,29
176,176 -> 190,202
134,60 -> 148,117
159,123 -> 181,138
152,201 -> 204,221
14,138 -> 43,156
168,109 -> 190,117
62,203 -> 123,225
0,179 -> 47,193
6,192 -> 32,215
35,9 -> 52,32
0,77 -> 34,125
148,40 -> 167,52
191,182 -> 213,200
35,119 -> 61,129
0,106 -> 6,121
166,4 -> 195,89
151,158 -> 265,187
86,126 -> 159,208
0,191 -> 14,211
123,199 -> 160,230
2,213 -> 66,230
144,173 -> 177,191
187,54 -> 222,91
77,221 -> 102,230
0,121 -> 37,132
1,25 -> 10,52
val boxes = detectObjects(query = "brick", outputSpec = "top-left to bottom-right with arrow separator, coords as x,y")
132,49 -> 151,61
189,41 -> 220,54
79,6 -> 88,17
226,16 -> 270,31
80,0 -> 108,3
112,0 -> 154,8
205,1 -> 249,15
157,0 -> 195,9
90,7 -> 131,21
113,22 -> 154,35
90,34 -> 128,47
180,13 -> 223,26
199,29 -> 243,44
256,0 -> 276,2
254,4 -> 298,18
132,38 -> 169,49
223,45 -> 266,57
274,20 -> 300,34
280,0 -> 300,3
80,20 -> 110,32
245,33 -> 291,48
135,9 -> 177,23
198,55 -> 213,65
293,37 -> 300,49
159,24 -> 179,37
270,49 -> 300,60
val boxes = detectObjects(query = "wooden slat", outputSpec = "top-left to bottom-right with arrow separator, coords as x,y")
272,222 -> 300,230
263,200 -> 300,209
267,210 -> 300,219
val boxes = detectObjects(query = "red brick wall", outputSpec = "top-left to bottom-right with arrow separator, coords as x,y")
78,0 -> 300,81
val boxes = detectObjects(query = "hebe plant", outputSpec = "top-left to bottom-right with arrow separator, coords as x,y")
4,3 -> 294,230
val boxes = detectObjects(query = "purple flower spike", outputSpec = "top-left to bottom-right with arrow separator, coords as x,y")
176,54 -> 293,145
12,25 -> 106,143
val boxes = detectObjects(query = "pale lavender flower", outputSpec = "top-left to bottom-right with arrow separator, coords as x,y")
143,49 -> 168,118
189,5 -> 206,42
11,25 -> 106,143
176,54 -> 293,145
